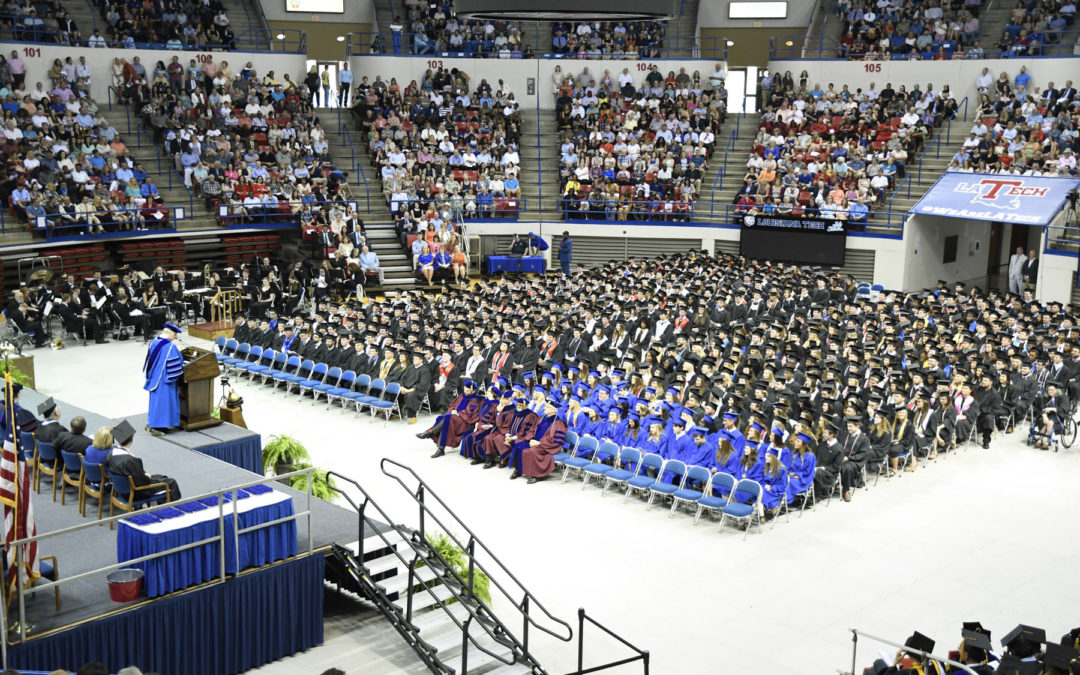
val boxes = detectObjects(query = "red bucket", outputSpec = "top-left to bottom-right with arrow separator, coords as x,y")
107,568 -> 144,602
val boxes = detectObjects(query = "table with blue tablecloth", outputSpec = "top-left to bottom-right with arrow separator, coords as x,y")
486,256 -> 545,275
116,486 -> 298,598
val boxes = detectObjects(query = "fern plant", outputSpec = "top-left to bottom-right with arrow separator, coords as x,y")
262,434 -> 311,474
422,531 -> 492,606
0,360 -> 31,387
289,465 -> 337,501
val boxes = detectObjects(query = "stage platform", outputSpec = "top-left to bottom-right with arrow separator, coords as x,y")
188,320 -> 235,341
7,389 -> 366,672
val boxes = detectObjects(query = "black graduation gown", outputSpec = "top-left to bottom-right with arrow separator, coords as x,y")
813,440 -> 842,493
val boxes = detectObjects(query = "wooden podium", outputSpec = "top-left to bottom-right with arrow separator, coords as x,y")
178,346 -> 223,430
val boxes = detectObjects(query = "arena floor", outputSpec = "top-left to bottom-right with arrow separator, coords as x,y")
31,335 -> 1080,674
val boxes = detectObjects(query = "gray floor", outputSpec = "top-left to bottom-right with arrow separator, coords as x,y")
26,336 -> 1080,674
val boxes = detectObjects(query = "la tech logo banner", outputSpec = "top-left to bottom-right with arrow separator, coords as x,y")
912,173 -> 1080,225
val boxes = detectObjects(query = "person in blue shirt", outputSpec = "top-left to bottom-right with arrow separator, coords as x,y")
558,231 -> 572,275
84,427 -> 114,467
417,244 -> 435,285
433,247 -> 453,283
141,178 -> 160,199
337,64 -> 353,107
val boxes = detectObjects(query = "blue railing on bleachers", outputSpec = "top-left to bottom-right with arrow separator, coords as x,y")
769,30 -> 1080,60
30,206 -> 184,241
214,199 -> 360,228
388,196 -> 524,222
345,32 -> 728,60
0,21 -> 306,53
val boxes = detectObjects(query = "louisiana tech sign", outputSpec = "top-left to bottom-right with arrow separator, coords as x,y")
912,174 -> 1080,225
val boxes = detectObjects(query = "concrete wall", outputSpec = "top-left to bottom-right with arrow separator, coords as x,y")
1040,209 -> 1076,305
767,56 -> 1072,110
347,56 -> 725,110
1,41 -> 308,104
259,0 -> 374,24
902,214 -> 991,289
698,0 -> 817,29
266,20 -> 370,60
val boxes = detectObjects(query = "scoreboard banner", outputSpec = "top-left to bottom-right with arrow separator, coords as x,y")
739,213 -> 847,266
912,173 -> 1080,225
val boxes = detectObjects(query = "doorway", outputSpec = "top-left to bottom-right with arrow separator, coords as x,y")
305,59 -> 348,108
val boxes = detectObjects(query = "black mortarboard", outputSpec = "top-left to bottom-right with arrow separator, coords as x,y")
37,397 -> 57,417
905,631 -> 935,655
1003,625 -> 1047,650
112,420 -> 136,446
961,629 -> 993,653
1045,642 -> 1080,670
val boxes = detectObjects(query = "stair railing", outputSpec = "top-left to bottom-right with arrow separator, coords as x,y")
325,471 -> 526,673
380,458 -> 576,650
568,609 -> 651,675
847,629 -> 979,675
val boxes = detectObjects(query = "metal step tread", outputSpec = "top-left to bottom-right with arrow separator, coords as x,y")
375,564 -> 440,596
393,580 -> 458,612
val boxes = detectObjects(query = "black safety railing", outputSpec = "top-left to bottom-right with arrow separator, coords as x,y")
325,469 -> 536,674
568,608 -> 650,675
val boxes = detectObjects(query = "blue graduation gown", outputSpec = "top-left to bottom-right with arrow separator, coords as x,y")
143,336 -> 184,428
734,457 -> 766,503
683,439 -> 715,469
785,451 -> 816,501
760,468 -> 786,510
718,427 -> 747,454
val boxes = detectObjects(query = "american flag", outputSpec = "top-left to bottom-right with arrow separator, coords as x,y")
1,375 -> 39,598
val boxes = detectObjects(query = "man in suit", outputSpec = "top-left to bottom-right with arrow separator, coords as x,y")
839,416 -> 870,501
1008,246 -> 1027,295
53,416 -> 92,456
105,421 -> 181,501
34,397 -> 66,445
1022,249 -> 1039,292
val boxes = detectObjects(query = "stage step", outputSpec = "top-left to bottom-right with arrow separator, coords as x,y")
392,580 -> 456,613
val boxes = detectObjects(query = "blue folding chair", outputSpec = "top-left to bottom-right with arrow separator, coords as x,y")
553,430 -> 579,469
623,453 -> 664,503
312,367 -> 343,403
249,349 -> 279,384
58,450 -> 83,508
272,355 -> 303,392
33,438 -> 60,500
326,370 -> 357,408
600,447 -> 641,497
719,479 -> 763,539
560,435 -> 599,483
263,351 -> 289,384
669,465 -> 713,517
237,345 -> 264,379
352,376 -> 384,414
224,342 -> 250,373
694,472 -> 736,525
284,359 -> 315,394
581,440 -> 621,490
646,459 -> 687,510
298,362 -> 328,398
369,382 -> 401,424
344,374 -> 373,411
213,336 -> 227,359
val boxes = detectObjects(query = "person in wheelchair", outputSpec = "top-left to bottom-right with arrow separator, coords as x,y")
1033,381 -> 1069,450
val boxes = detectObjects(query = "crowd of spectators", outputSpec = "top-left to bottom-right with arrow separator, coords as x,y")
554,64 -> 725,222
383,0 -> 535,57
989,0 -> 1076,58
95,0 -> 237,50
737,76 -> 959,226
0,51 -> 173,236
3,0 -> 84,44
351,66 -> 522,262
116,54 -> 362,231
945,66 -> 1079,174
837,0 -> 990,60
549,19 -> 666,59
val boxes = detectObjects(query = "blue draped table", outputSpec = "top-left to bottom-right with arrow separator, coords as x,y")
487,256 -> 545,275
116,487 -> 297,598
192,435 -> 263,475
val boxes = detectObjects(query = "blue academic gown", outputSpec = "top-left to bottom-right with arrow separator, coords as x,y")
760,468 -> 786,510
785,451 -> 816,502
143,336 -> 184,428
564,410 -> 591,436
733,457 -> 766,502
718,427 -> 747,454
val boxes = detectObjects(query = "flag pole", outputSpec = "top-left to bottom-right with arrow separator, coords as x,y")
2,356 -> 12,655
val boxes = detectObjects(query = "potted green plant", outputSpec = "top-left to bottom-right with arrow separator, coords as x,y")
290,464 -> 337,501
262,434 -> 310,477
418,531 -> 492,606
0,360 -> 33,388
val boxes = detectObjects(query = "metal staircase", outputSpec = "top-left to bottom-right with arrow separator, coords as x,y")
323,460 -> 650,675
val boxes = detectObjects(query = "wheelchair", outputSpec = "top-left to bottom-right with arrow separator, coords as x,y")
1026,404 -> 1078,451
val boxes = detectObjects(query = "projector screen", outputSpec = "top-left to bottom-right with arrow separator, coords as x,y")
285,0 -> 344,12
728,1 -> 787,18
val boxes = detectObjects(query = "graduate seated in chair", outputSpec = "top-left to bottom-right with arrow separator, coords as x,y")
1032,381 -> 1069,450
104,420 -> 182,502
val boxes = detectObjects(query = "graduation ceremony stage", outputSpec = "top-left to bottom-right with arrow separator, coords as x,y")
6,389 -> 363,675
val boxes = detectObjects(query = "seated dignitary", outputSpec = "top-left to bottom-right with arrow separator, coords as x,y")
54,416 -> 93,456
104,420 -> 182,502
418,379 -> 481,458
33,397 -> 67,445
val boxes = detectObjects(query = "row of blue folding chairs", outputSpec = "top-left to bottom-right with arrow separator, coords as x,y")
553,431 -> 815,537
214,337 -> 404,423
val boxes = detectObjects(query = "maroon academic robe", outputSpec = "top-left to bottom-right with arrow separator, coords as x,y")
482,408 -> 538,459
460,400 -> 503,459
522,415 -> 567,478
434,394 -> 482,448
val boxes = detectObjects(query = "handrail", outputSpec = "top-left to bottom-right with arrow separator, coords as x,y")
215,198 -> 360,227
324,471 -> 521,672
849,629 -> 979,675
4,467 -> 318,648
709,167 -> 725,214
34,206 -> 184,240
723,130 -> 737,176
379,458 -> 574,644
568,608 -> 650,675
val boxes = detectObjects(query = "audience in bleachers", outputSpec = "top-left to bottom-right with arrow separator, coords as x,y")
838,0 -> 988,60
989,0 -> 1076,58
549,19 -> 666,59
947,67 -> 1080,175
351,67 -> 522,254
0,54 -> 171,236
388,0 -> 533,57
739,76 -> 959,225
553,64 -> 723,222
97,0 -> 237,50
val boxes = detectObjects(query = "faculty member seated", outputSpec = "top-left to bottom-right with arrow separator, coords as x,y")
104,421 -> 182,502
